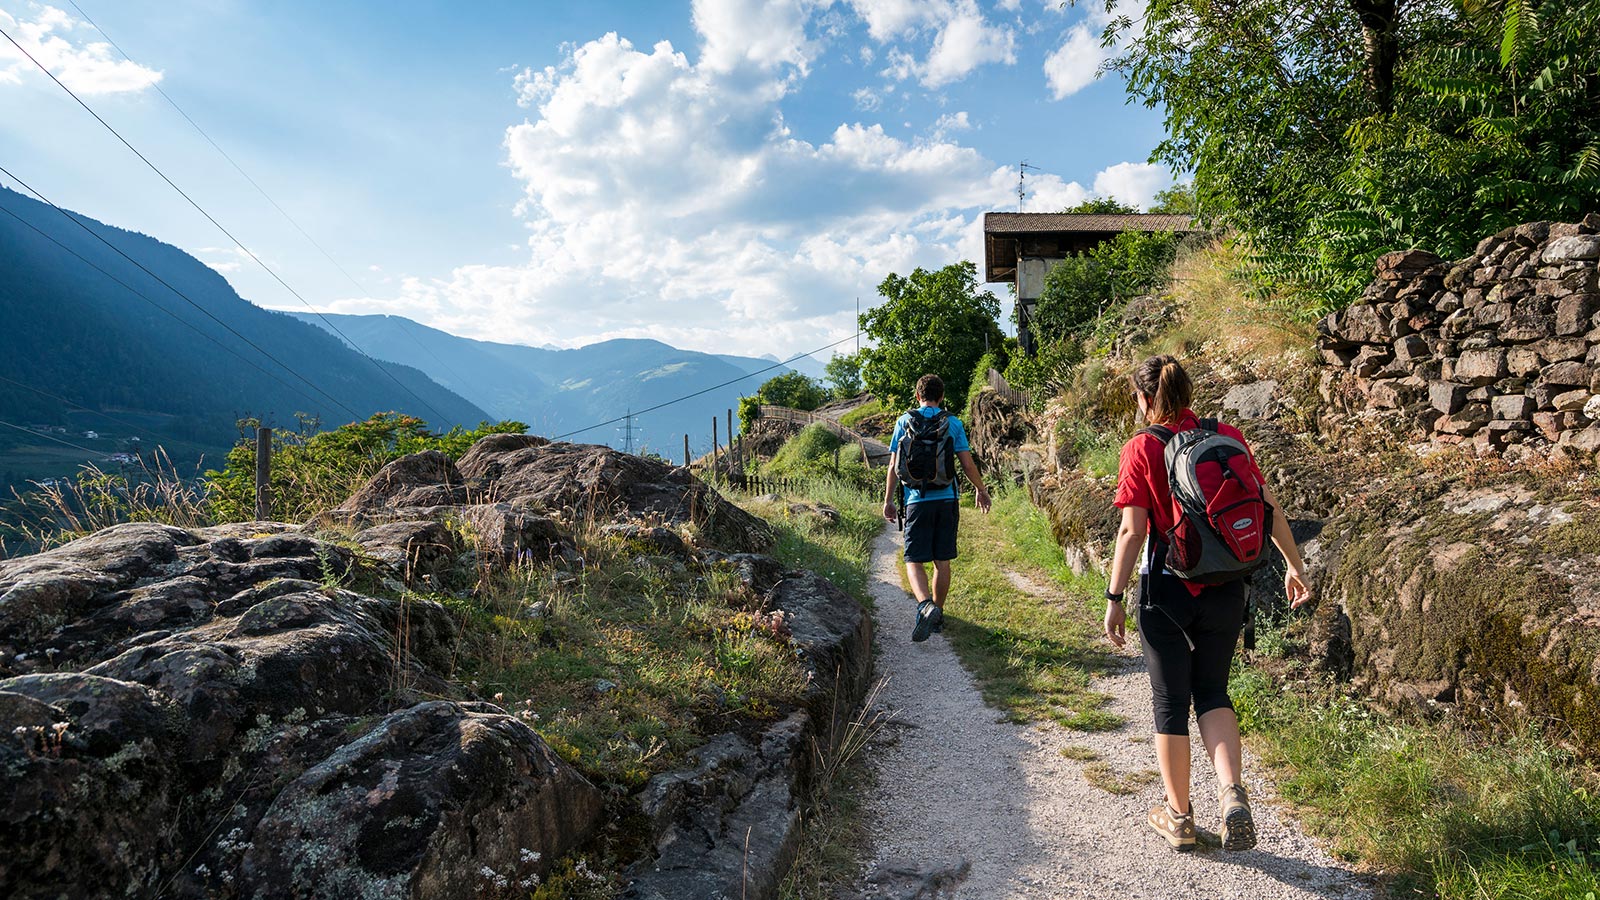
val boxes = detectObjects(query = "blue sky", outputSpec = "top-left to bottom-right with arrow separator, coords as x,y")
0,0 -> 1171,360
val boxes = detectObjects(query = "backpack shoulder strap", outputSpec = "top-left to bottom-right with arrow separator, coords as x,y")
1139,424 -> 1176,445
1199,417 -> 1220,433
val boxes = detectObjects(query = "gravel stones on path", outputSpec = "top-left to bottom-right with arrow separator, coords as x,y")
848,528 -> 1372,899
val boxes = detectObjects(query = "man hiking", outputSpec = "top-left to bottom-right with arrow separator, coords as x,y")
883,374 -> 991,643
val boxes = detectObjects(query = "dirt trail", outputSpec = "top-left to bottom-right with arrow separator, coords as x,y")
848,528 -> 1373,899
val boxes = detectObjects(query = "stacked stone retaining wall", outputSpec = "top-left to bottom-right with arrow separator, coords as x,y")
1318,217 -> 1600,461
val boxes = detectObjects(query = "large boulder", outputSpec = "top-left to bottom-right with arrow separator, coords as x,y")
458,438 -> 773,553
0,674 -> 183,899
338,450 -> 470,512
238,701 -> 602,900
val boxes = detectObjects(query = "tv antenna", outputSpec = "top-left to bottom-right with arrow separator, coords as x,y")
1017,161 -> 1040,210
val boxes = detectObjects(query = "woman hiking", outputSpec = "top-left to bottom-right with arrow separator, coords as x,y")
1102,355 -> 1311,853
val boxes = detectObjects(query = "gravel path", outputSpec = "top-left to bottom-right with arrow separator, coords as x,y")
849,528 -> 1373,899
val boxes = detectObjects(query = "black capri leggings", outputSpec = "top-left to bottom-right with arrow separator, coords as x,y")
1139,570 -> 1248,736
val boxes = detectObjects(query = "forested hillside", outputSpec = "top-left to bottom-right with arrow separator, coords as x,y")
0,186 -> 489,481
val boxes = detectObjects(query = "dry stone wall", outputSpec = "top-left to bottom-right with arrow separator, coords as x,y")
1317,217 -> 1600,460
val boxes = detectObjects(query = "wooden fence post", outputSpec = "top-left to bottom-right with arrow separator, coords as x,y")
254,426 -> 272,521
711,417 -> 720,486
683,434 -> 690,469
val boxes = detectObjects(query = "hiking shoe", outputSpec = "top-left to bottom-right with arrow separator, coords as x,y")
911,600 -> 938,642
1148,803 -> 1196,852
1219,783 -> 1257,851
930,605 -> 945,634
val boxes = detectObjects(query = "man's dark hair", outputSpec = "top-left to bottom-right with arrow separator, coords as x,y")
915,374 -> 945,403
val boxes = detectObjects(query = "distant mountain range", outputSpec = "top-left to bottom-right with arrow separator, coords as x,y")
0,185 -> 487,485
0,184 -> 831,486
288,313 -> 817,456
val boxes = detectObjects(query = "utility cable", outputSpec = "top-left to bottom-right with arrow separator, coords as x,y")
552,332 -> 860,440
0,418 -> 107,456
0,23 -> 453,426
61,0 -> 477,395
0,171 -> 360,418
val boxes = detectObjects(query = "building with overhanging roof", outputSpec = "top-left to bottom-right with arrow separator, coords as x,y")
984,212 -> 1197,354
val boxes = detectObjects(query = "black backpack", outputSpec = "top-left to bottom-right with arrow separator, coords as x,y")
897,409 -> 956,490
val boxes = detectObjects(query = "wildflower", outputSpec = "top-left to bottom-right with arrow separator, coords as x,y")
519,848 -> 541,863
493,692 -> 505,703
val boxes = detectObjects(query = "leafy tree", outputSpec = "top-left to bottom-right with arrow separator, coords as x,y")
1031,231 -> 1180,339
1098,0 -> 1600,312
753,371 -> 828,411
207,413 -> 526,523
1148,183 -> 1199,215
859,261 -> 1004,410
1064,197 -> 1141,214
823,352 -> 864,399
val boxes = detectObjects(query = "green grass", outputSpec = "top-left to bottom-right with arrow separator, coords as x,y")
435,524 -> 810,789
837,396 -> 891,432
935,484 -> 1124,731
1232,667 -> 1600,899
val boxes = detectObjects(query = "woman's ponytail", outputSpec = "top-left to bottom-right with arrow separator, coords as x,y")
1131,355 -> 1193,425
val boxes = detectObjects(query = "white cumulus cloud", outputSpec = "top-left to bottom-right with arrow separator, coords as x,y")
327,6 -> 1152,359
1092,161 -> 1173,209
0,4 -> 161,95
1043,23 -> 1102,99
852,0 -> 1016,88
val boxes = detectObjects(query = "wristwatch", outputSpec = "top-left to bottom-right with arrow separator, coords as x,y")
1104,589 -> 1124,605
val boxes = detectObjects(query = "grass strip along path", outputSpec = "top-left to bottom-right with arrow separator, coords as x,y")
935,485 -> 1123,731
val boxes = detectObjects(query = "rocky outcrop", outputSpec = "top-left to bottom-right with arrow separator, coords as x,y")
0,525 -> 601,898
1318,218 -> 1600,460
457,438 -> 775,553
623,557 -> 874,900
0,434 -> 871,898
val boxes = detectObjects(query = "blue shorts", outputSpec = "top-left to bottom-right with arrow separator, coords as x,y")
903,499 -> 959,563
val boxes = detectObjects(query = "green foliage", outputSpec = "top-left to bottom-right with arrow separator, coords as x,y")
859,261 -> 1004,410
737,395 -> 764,433
1064,196 -> 1140,214
1031,231 -> 1180,342
964,347 -> 1011,419
822,352 -> 864,400
1002,336 -> 1087,399
1147,182 -> 1199,214
206,413 -> 526,523
754,371 -> 828,411
1233,669 -> 1600,898
1105,0 -> 1600,313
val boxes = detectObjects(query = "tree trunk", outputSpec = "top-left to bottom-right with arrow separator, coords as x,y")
1348,0 -> 1401,113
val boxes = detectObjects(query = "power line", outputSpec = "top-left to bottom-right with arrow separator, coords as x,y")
0,418 -> 106,456
553,331 -> 862,441
0,23 -> 453,426
0,171 -> 361,419
61,0 -> 477,396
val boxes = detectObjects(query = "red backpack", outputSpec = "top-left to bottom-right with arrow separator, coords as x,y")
1143,418 -> 1271,584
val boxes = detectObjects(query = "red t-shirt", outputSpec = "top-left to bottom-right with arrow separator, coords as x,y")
1114,409 -> 1264,595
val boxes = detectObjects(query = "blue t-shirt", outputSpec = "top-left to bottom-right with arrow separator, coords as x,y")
890,406 -> 970,504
